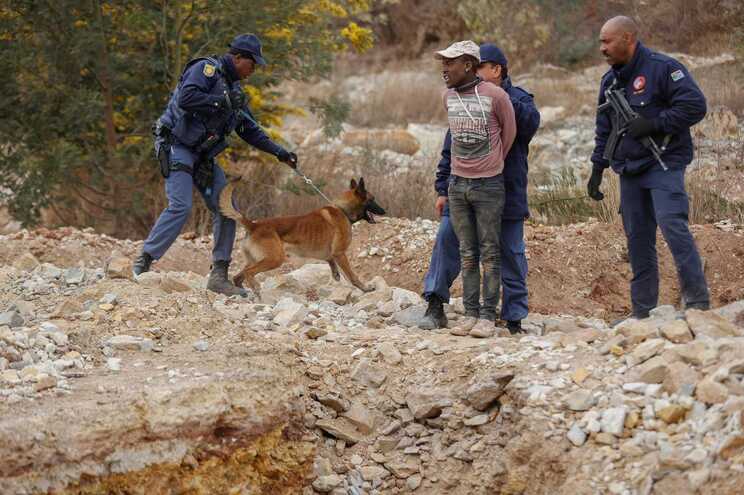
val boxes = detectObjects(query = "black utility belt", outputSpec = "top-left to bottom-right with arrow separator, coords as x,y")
169,163 -> 194,174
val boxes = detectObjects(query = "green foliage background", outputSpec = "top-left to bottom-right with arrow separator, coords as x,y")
0,0 -> 372,236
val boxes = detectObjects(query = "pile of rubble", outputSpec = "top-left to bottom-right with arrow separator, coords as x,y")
1,246 -> 744,493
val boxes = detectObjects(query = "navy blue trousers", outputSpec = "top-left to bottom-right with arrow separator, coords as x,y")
619,165 -> 709,317
422,204 -> 529,322
143,143 -> 235,263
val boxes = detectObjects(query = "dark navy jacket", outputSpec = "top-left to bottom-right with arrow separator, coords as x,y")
435,77 -> 540,220
591,42 -> 706,174
160,55 -> 283,159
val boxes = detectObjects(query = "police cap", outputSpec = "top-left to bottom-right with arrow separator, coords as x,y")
479,43 -> 508,68
228,33 -> 266,66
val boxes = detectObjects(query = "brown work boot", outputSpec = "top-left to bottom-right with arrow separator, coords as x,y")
207,260 -> 248,297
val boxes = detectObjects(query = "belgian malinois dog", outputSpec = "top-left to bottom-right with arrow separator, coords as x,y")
219,177 -> 386,294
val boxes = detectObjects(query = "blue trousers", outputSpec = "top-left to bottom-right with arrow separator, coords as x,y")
619,165 -> 709,317
422,203 -> 529,322
143,143 -> 235,263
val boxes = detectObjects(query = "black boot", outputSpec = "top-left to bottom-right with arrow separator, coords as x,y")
418,294 -> 448,330
207,260 -> 247,297
132,251 -> 153,276
685,301 -> 710,311
506,320 -> 525,335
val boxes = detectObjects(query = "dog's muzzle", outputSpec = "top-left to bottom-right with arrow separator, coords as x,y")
363,200 -> 386,223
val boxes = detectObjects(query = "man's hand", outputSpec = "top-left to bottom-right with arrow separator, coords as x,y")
628,116 -> 656,139
277,149 -> 298,169
587,168 -> 604,201
435,196 -> 448,217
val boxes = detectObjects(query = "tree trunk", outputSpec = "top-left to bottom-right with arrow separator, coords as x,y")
94,0 -> 120,233
174,0 -> 183,81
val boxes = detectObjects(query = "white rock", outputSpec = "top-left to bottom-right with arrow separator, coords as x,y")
288,263 -> 334,288
601,407 -> 627,437
406,474 -> 423,490
48,332 -> 68,346
106,335 -> 153,352
376,342 -> 402,365
39,322 -> 60,333
685,448 -> 708,464
312,474 -> 343,493
687,468 -> 710,490
608,482 -> 626,494
464,414 -> 489,426
586,419 -> 601,433
106,358 -> 122,372
565,389 -> 595,411
391,287 -> 422,309
193,340 -> 209,352
567,424 -> 587,446
622,383 -> 648,394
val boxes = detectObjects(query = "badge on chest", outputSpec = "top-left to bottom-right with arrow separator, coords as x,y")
632,75 -> 646,94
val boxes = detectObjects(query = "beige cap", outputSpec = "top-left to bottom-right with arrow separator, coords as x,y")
434,40 -> 481,61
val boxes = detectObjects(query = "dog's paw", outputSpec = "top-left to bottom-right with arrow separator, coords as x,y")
233,275 -> 244,288
331,272 -> 341,282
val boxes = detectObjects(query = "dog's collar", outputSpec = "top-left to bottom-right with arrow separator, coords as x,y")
333,203 -> 359,224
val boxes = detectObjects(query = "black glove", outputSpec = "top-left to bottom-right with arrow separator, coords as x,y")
587,168 -> 604,201
277,149 -> 298,169
628,116 -> 656,139
226,88 -> 246,110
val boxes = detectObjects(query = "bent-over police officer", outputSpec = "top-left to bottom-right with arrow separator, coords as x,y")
588,16 -> 710,319
133,34 -> 297,296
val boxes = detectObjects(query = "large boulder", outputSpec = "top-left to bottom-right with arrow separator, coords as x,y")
342,129 -> 420,156
686,309 -> 742,339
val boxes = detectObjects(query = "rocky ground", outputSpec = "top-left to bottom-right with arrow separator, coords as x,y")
1,223 -> 744,494
0,46 -> 742,495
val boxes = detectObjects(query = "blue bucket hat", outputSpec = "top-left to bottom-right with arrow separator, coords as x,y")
479,43 -> 508,68
229,34 -> 266,65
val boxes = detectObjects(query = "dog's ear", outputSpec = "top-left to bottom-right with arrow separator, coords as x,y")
358,177 -> 366,193
350,178 -> 357,190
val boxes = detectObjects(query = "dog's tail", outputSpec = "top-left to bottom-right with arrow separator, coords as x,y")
219,180 -> 250,225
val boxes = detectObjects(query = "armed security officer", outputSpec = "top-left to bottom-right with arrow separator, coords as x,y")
588,16 -> 710,319
133,34 -> 297,296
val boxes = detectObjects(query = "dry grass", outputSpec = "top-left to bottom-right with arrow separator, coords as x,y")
347,73 -> 447,128
528,165 -> 744,227
687,169 -> 744,225
528,168 -> 621,226
693,60 -> 744,116
176,148 -> 742,239
211,146 -> 439,226
520,72 -> 594,116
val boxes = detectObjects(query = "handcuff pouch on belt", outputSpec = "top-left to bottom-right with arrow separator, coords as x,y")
152,120 -> 173,179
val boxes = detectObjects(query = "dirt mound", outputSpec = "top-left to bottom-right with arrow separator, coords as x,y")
1,218 -> 742,322
346,218 -> 744,320
2,250 -> 744,493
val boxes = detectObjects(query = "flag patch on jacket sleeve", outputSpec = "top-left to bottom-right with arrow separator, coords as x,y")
670,69 -> 685,82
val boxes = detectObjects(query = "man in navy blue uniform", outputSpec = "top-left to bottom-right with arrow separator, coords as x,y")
588,16 -> 710,319
418,43 -> 540,333
133,34 -> 297,296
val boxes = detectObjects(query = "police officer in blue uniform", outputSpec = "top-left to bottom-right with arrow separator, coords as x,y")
588,16 -> 710,319
418,44 -> 540,333
133,34 -> 297,296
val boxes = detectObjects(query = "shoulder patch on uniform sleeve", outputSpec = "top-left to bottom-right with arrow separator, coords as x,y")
670,69 -> 685,82
203,64 -> 216,77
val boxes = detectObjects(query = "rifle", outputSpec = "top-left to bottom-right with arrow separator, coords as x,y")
599,78 -> 670,171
